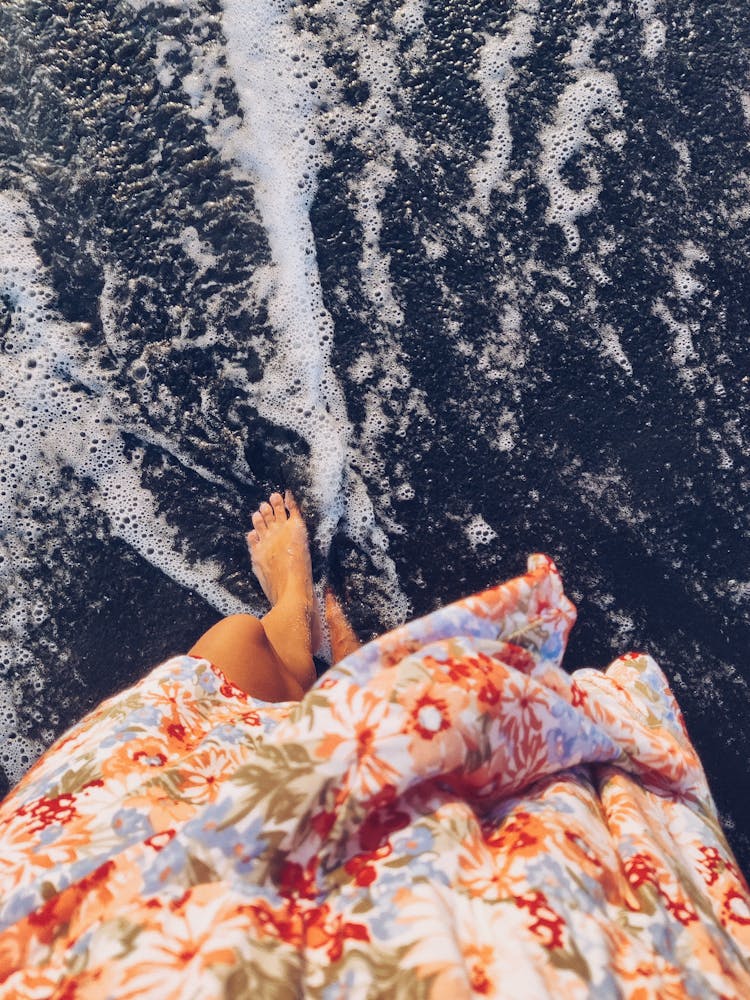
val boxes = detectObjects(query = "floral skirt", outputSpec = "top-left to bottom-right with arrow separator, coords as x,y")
0,555 -> 748,998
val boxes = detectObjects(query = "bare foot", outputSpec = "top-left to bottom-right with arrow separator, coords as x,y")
246,490 -> 321,689
325,588 -> 362,664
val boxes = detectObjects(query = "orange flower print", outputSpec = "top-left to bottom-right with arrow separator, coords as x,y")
297,901 -> 370,962
243,897 -> 303,946
26,860 -> 116,945
377,638 -> 424,670
165,721 -> 187,742
345,844 -> 392,888
486,810 -> 541,860
613,951 -> 693,1000
464,943 -> 495,995
499,675 -> 548,736
563,830 -> 603,872
1,556 -> 749,1000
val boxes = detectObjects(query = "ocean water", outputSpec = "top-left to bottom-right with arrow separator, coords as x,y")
0,0 -> 748,869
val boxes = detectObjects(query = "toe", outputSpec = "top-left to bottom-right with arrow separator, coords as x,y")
260,501 -> 273,524
246,529 -> 259,547
269,492 -> 286,520
285,489 -> 301,518
252,510 -> 267,535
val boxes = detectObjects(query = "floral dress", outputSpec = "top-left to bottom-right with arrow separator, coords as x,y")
0,554 -> 748,998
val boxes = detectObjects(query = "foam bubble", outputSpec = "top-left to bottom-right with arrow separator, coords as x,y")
467,3 -> 539,218
538,11 -> 624,253
634,0 -> 667,61
465,514 -> 498,550
652,299 -> 697,375
598,323 -> 633,375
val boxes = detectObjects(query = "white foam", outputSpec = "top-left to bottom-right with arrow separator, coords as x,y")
0,677 -> 45,786
672,241 -> 708,299
179,225 -> 218,275
539,8 -> 624,252
324,1 -> 420,332
538,68 -> 623,252
467,2 -> 539,218
598,323 -> 633,375
153,37 -> 181,89
155,0 -> 412,622
218,1 -> 347,527
650,242 -> 709,380
634,0 -> 667,61
652,299 -> 697,373
465,514 -> 498,549
0,191 -> 254,769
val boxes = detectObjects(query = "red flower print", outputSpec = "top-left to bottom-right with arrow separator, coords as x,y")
570,682 -> 588,708
278,857 -> 319,900
493,643 -> 536,672
664,895 -> 697,926
440,655 -> 477,684
20,792 -> 78,833
722,888 -> 750,926
145,829 -> 176,851
410,693 -> 450,741
220,680 -> 247,701
356,725 -> 376,759
310,809 -> 336,839
470,964 -> 491,995
514,890 -> 566,950
697,845 -> 722,887
478,679 -> 501,705
368,785 -> 397,810
166,722 -> 186,741
359,793 -> 410,853
624,853 -> 658,890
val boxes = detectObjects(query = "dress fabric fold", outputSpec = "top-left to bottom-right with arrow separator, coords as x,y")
0,554 -> 748,998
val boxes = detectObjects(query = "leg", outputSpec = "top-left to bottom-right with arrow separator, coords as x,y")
189,490 -> 361,699
325,589 -> 362,664
246,490 -> 321,693
189,613 -> 306,702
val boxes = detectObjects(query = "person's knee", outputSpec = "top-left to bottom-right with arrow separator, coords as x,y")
189,613 -> 271,663
221,614 -> 267,643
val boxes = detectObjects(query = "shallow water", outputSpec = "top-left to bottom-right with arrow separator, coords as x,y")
0,0 -> 748,870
